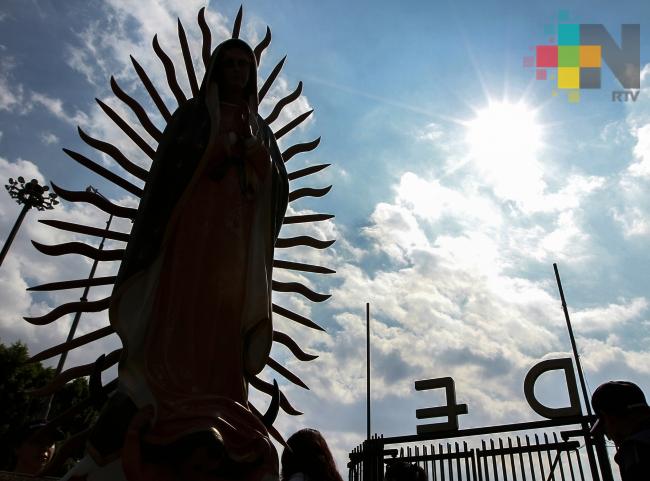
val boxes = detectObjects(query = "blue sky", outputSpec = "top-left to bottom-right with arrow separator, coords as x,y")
0,0 -> 649,475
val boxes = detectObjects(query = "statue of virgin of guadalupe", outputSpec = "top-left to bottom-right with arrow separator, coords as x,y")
69,38 -> 289,480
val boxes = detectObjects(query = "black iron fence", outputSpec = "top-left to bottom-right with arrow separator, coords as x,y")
348,417 -> 613,481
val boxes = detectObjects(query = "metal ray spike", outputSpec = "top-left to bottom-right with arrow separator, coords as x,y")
62,147 -> 144,197
249,376 -> 303,415
273,259 -> 336,274
275,235 -> 335,250
38,219 -> 130,243
258,56 -> 286,101
287,163 -> 331,181
267,357 -> 309,389
130,55 -> 172,122
274,109 -> 313,139
110,76 -> 162,142
282,213 -> 334,224
272,304 -> 326,332
289,185 -> 332,202
273,331 -> 319,361
282,137 -> 320,162
232,5 -> 243,38
178,18 -> 199,96
94,98 -> 156,160
23,298 -> 111,326
198,7 -> 212,69
28,326 -> 114,362
254,26 -> 271,64
77,127 -> 148,181
27,275 -> 116,292
265,81 -> 302,124
152,34 -> 187,106
272,280 -> 331,302
31,240 -> 124,261
51,183 -> 137,219
29,349 -> 121,396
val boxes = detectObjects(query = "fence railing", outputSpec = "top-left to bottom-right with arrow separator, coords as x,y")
348,417 -> 612,481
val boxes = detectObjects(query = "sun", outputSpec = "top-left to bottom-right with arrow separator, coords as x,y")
465,101 -> 543,168
461,100 -> 547,204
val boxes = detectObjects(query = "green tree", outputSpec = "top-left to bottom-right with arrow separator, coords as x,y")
0,340 -> 99,471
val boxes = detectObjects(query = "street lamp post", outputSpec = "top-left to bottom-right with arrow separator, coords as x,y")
1,177 -> 58,267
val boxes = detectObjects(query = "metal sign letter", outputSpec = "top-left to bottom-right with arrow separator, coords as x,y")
415,377 -> 468,434
523,358 -> 581,419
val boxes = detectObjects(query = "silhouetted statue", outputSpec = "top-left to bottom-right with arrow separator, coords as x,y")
64,38 -> 287,481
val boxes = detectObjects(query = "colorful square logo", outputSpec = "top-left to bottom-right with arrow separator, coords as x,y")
558,67 -> 580,89
579,45 -> 601,68
536,46 -> 557,67
558,46 -> 579,67
558,24 -> 580,45
523,12 -> 641,102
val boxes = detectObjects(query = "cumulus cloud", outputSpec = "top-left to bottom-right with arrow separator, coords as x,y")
610,63 -> 650,238
0,155 -> 127,370
0,55 -> 27,113
282,157 -> 648,450
31,92 -> 89,126
415,122 -> 444,143
58,0 -> 313,185
39,132 -> 60,145
572,297 -> 648,333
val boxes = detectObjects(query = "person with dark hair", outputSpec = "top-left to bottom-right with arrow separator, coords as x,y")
384,461 -> 426,481
281,428 -> 344,481
590,381 -> 650,480
11,420 -> 60,475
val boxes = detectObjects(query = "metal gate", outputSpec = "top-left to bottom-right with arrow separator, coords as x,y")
348,417 -> 613,481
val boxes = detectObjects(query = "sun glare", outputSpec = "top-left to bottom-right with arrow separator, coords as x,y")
465,102 -> 542,167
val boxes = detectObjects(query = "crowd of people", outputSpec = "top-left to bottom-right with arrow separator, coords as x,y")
3,380 -> 650,480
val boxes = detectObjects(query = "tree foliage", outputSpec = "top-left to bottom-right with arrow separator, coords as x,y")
0,340 -> 99,471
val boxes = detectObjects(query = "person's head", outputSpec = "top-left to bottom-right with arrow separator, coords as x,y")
12,421 -> 57,475
210,39 -> 257,100
384,461 -> 426,481
591,381 -> 650,446
281,428 -> 343,481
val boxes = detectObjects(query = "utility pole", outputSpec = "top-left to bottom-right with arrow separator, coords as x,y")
553,263 -> 613,481
366,302 -> 371,441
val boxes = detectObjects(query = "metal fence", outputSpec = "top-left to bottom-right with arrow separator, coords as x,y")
348,418 -> 613,481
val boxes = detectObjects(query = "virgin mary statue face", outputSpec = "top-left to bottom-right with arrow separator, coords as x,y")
217,47 -> 252,96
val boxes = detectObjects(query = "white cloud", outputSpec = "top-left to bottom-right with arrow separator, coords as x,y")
31,92 -> 89,126
0,55 -> 27,113
282,162 -> 649,442
39,132 -> 59,145
572,297 -> 648,333
611,204 -> 650,238
416,122 -> 444,143
628,123 -> 650,177
57,1 -> 314,185
611,63 -> 650,238
0,155 -> 126,367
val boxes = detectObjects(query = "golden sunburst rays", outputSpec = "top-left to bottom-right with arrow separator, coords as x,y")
27,5 -> 335,443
